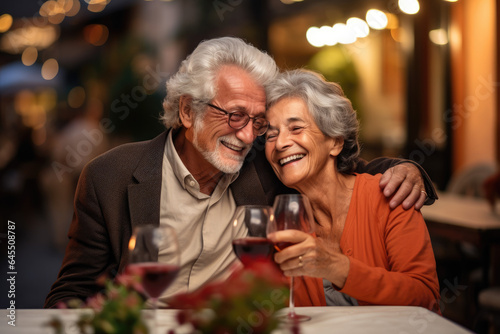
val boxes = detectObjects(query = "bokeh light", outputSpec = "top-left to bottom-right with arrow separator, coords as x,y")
399,0 -> 420,15
306,26 -> 324,47
0,14 -> 13,33
83,24 -> 109,46
87,0 -> 108,13
366,9 -> 388,30
332,23 -> 356,45
41,58 -> 59,80
22,47 -> 38,66
429,28 -> 449,45
320,25 -> 336,46
68,86 -> 87,108
346,17 -> 370,38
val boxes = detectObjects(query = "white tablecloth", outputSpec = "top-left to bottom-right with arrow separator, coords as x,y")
2,306 -> 473,334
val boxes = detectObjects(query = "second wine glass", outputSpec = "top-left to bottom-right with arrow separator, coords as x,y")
268,194 -> 314,322
231,205 -> 274,267
127,225 -> 180,331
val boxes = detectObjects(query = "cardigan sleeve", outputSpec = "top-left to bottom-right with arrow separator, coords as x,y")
339,199 -> 441,312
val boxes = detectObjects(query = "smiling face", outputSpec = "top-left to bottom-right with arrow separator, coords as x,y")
191,65 -> 267,174
265,97 -> 343,189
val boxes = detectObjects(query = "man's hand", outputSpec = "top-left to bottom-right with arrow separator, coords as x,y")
379,163 -> 427,210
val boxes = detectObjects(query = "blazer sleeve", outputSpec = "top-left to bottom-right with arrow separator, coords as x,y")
44,164 -> 113,308
355,157 -> 438,205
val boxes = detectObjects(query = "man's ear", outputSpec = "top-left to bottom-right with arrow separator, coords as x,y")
179,95 -> 194,128
330,137 -> 344,157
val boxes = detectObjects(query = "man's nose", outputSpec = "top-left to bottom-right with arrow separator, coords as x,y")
235,121 -> 256,145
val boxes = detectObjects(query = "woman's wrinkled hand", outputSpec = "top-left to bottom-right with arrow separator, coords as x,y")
267,230 -> 350,289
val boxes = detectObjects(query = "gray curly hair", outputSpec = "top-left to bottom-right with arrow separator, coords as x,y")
161,37 -> 279,129
266,69 -> 360,173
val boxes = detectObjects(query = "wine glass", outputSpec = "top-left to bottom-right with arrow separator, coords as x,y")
231,205 -> 274,267
127,225 -> 180,330
268,194 -> 314,322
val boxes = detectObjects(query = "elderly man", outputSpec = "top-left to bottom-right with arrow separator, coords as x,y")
44,37 -> 436,308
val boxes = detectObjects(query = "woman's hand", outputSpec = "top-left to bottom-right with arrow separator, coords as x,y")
267,230 -> 350,289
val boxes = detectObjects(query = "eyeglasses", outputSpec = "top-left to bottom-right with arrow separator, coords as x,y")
206,103 -> 269,136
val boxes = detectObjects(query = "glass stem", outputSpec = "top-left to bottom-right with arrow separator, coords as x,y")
289,276 -> 295,317
152,298 -> 158,334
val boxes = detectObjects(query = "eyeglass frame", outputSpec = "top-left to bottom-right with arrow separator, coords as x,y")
205,103 -> 269,136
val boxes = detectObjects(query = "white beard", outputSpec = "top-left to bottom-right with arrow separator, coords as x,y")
192,118 -> 251,174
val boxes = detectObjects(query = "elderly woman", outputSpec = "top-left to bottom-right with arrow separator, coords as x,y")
265,69 -> 440,311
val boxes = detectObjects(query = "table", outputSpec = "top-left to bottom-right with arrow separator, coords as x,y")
421,192 -> 500,286
1,307 -> 473,334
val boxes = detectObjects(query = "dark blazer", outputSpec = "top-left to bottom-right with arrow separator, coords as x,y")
44,130 -> 436,308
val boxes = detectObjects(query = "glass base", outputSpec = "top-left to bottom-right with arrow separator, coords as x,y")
277,311 -> 311,322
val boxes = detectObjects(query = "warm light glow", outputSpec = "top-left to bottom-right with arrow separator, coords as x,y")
346,17 -> 370,38
399,0 -> 420,14
32,127 -> 47,146
128,235 -> 136,251
0,25 -> 60,54
83,24 -> 109,46
306,26 -> 325,47
391,28 -> 402,42
332,23 -> 356,44
39,88 -> 58,111
68,86 -> 86,108
22,47 -> 38,66
14,90 -> 51,130
429,28 -> 449,45
22,105 -> 46,128
14,90 -> 36,116
320,25 -> 336,46
385,13 -> 399,29
0,14 -> 13,33
87,0 -> 108,13
41,58 -> 59,80
48,13 -> 65,24
40,1 -> 65,17
65,0 -> 81,17
59,0 -> 75,13
366,9 -> 388,30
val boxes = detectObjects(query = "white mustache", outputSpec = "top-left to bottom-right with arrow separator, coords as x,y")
218,135 -> 250,152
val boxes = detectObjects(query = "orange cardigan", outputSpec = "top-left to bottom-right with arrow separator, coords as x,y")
294,173 -> 441,312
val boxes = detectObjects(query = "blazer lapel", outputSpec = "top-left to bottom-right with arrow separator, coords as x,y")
128,131 -> 168,231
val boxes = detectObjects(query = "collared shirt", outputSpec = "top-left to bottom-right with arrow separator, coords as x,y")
158,130 -> 244,302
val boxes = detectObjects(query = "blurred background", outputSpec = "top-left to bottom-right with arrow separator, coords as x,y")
0,0 -> 498,332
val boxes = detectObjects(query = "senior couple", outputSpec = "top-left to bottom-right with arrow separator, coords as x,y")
45,37 -> 440,311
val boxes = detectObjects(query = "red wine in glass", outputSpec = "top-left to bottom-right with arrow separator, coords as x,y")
128,225 -> 180,333
127,262 -> 180,299
269,194 -> 314,322
232,237 -> 274,266
231,205 -> 273,267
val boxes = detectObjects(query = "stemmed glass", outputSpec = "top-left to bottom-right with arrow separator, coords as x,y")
231,205 -> 274,267
268,194 -> 314,322
127,225 -> 180,330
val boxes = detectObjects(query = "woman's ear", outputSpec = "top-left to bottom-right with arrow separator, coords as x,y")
330,137 -> 344,157
178,95 -> 194,128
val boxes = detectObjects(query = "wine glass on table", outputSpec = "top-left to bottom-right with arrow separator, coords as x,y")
127,225 -> 180,330
231,205 -> 274,267
268,194 -> 314,322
